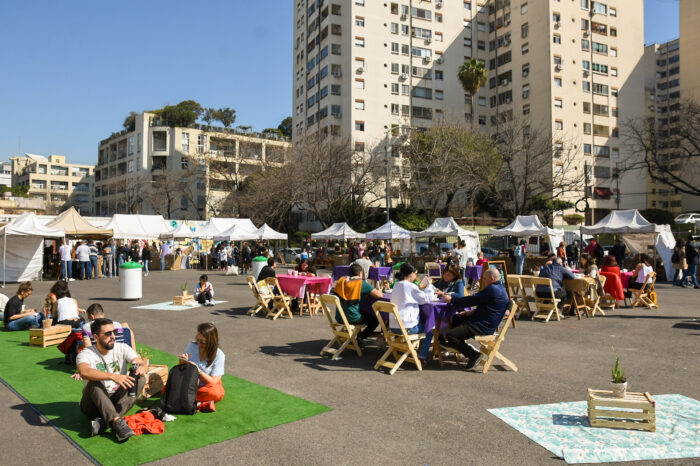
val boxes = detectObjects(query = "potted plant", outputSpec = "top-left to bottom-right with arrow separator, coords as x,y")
137,348 -> 151,372
181,281 -> 188,296
611,356 -> 627,397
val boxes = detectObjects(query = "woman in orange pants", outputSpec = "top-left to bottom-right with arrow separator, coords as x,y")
178,322 -> 225,411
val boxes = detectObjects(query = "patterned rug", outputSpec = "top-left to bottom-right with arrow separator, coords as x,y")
488,394 -> 700,464
131,300 -> 227,311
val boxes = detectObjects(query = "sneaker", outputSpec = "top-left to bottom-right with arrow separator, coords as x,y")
464,352 -> 482,370
112,417 -> 134,442
68,278 -> 75,281
90,417 -> 107,437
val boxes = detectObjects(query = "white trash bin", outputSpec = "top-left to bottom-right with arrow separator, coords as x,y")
120,261 -> 143,300
251,256 -> 268,279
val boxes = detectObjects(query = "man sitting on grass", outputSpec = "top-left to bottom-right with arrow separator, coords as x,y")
81,303 -> 136,349
3,282 -> 44,331
76,318 -> 146,442
441,268 -> 509,370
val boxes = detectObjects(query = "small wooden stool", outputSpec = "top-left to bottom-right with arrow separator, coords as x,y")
29,325 -> 72,347
141,364 -> 169,399
587,388 -> 656,432
173,294 -> 195,305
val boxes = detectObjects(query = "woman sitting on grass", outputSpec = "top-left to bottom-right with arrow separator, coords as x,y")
52,280 -> 84,329
178,322 -> 225,412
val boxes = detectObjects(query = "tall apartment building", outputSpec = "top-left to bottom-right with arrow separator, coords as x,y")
11,154 -> 93,214
95,112 -> 290,218
0,161 -> 11,187
642,40 -> 683,215
292,0 -> 646,223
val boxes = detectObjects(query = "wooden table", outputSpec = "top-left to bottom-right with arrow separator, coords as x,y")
588,389 -> 656,431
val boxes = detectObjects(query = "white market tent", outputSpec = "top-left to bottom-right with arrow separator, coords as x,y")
311,222 -> 365,241
213,225 -> 260,242
412,217 -> 481,262
365,220 -> 414,240
194,222 -> 221,240
255,223 -> 288,240
102,214 -> 171,240
581,209 -> 674,278
209,218 -> 258,237
1,212 -> 65,285
489,215 -> 565,251
160,221 -> 201,240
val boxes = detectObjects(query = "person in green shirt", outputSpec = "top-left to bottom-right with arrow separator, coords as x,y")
332,263 -> 383,344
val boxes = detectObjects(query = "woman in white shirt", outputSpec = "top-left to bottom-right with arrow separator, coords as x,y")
194,274 -> 215,306
178,322 -> 226,412
52,281 -> 84,328
390,263 -> 433,364
629,254 -> 654,290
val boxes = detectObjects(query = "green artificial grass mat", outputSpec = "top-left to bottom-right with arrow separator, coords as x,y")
0,331 -> 331,465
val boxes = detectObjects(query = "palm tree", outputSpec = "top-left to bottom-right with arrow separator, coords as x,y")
457,58 -> 488,125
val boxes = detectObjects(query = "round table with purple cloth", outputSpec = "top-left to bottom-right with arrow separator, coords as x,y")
464,265 -> 482,282
428,263 -> 447,277
332,265 -> 351,282
359,293 -> 464,335
368,266 -> 393,281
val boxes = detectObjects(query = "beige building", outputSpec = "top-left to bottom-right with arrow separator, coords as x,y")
11,154 -> 93,215
642,40 -> 683,215
95,112 -> 290,218
0,161 -> 11,187
292,0 -> 646,223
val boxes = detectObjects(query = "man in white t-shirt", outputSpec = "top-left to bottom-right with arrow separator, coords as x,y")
76,241 -> 91,280
77,318 -> 146,442
58,240 -> 74,281
352,253 -> 375,280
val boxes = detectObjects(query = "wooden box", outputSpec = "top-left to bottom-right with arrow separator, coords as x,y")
141,364 -> 169,399
587,388 -> 656,432
173,294 -> 194,305
29,325 -> 72,347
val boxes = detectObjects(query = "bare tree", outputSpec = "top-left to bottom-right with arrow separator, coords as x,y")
623,100 -> 700,198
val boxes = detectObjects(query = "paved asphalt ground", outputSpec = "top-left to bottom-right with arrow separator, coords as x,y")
1,267 -> 698,465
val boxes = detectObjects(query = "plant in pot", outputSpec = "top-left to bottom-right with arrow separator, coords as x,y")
181,281 -> 188,296
611,356 -> 627,398
137,348 -> 151,372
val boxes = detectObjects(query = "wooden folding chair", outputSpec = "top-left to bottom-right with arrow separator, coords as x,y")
318,295 -> 365,359
507,275 -> 528,323
474,300 -> 519,374
264,277 -> 294,320
517,275 -> 536,319
246,276 -> 272,316
372,301 -> 425,374
531,277 -> 561,322
589,275 -> 606,316
424,262 -> 442,284
564,278 -> 591,320
631,272 -> 658,309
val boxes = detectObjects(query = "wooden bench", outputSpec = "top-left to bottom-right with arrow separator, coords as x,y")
29,325 -> 72,347
587,389 -> 656,432
173,294 -> 195,305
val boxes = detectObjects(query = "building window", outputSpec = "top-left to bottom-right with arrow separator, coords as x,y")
197,134 -> 206,153
610,7 -> 616,17
478,115 -> 486,125
553,34 -> 561,44
611,67 -> 618,77
523,104 -> 530,115
355,121 -> 365,131
181,133 -> 189,152
354,100 -> 365,110
355,37 -> 365,47
581,39 -> 590,50
521,43 -> 529,54
391,103 -> 399,114
522,63 -> 530,77
610,27 -> 617,37
355,142 -> 365,152
128,136 -> 135,155
521,23 -> 528,38
435,70 -> 443,80
584,123 -> 592,134
522,84 -> 530,99
554,98 -> 563,108
555,120 -> 563,130
435,90 -> 444,100
610,47 -> 617,57
355,17 -> 365,27
391,83 -> 399,94
554,76 -> 562,87
153,131 -> 167,151
583,81 -> 590,92
521,3 -> 528,15
355,79 -> 365,89
401,84 -> 409,95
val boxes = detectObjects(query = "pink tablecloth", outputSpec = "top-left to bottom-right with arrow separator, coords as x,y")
276,274 -> 333,298
620,271 -> 635,289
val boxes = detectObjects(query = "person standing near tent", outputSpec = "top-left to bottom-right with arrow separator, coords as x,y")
3,282 -> 44,331
76,241 -> 91,280
685,235 -> 699,289
59,240 -> 73,281
88,240 -> 99,279
102,240 -> 114,278
514,239 -> 526,275
611,238 -> 626,269
141,243 -> 152,277
565,240 -> 579,268
556,241 -> 567,263
672,239 -> 687,287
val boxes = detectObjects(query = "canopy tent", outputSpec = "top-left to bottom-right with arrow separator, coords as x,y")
311,223 -> 365,240
365,220 -> 414,240
580,209 -> 668,235
213,225 -> 260,242
1,212 -> 64,285
208,218 -> 258,236
101,214 -> 171,240
412,217 -> 481,262
160,221 -> 201,240
45,207 -> 113,239
255,223 -> 288,240
194,222 -> 221,240
489,215 -> 565,252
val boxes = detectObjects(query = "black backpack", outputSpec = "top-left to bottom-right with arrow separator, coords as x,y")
162,364 -> 199,414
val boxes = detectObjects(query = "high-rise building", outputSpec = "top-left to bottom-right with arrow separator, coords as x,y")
11,154 -> 93,214
293,0 -> 646,223
642,40 -> 683,215
94,112 -> 290,218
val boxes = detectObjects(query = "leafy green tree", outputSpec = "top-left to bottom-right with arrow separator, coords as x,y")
201,108 -> 216,127
278,116 -> 292,138
215,107 -> 236,128
530,196 -> 574,226
123,112 -> 138,132
396,211 -> 430,232
640,208 -> 675,226
1,185 -> 29,197
155,100 -> 203,127
262,128 -> 282,137
457,58 -> 488,123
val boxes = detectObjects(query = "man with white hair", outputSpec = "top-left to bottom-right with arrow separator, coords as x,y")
536,256 -> 575,306
441,267 -> 510,369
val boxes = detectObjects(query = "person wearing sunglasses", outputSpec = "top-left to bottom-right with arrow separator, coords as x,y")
76,318 -> 146,442
178,322 -> 225,412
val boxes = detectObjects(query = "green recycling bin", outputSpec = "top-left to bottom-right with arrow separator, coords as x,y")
251,256 -> 268,280
119,261 -> 143,300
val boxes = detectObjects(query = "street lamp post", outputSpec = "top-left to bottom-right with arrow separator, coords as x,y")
384,132 -> 391,223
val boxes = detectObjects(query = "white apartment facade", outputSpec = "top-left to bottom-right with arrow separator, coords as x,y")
95,112 -> 290,218
11,154 -> 93,214
292,0 -> 646,223
0,161 -> 11,187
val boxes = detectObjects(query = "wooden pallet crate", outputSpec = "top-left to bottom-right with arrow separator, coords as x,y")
587,388 -> 656,432
29,325 -> 72,348
141,364 -> 169,399
173,294 -> 194,305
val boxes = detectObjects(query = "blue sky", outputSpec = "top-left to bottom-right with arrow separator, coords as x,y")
0,0 -> 680,165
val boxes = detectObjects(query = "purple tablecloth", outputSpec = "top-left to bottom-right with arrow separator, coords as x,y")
368,266 -> 392,281
332,266 -> 350,282
360,294 -> 462,335
428,263 -> 447,277
464,265 -> 482,282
